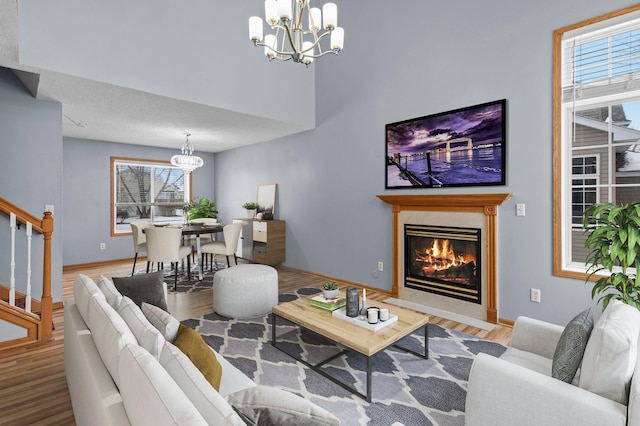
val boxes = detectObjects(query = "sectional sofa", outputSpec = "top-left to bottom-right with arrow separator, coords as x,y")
64,274 -> 340,425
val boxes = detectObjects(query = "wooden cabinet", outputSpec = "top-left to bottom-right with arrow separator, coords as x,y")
233,218 -> 285,265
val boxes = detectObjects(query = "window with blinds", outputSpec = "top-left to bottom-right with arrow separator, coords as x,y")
554,5 -> 640,277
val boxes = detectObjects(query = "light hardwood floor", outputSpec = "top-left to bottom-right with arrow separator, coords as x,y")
0,259 -> 513,425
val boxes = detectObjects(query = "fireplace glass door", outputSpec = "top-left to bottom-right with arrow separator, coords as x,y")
404,224 -> 481,304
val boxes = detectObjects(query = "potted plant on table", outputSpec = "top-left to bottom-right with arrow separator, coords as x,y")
582,202 -> 640,310
322,282 -> 339,300
242,202 -> 259,219
186,197 -> 218,221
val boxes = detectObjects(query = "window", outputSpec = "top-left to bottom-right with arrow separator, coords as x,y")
554,5 -> 640,278
111,157 -> 191,235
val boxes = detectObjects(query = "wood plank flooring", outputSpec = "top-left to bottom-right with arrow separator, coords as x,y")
0,259 -> 512,425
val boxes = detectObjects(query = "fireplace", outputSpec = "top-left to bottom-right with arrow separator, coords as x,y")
404,224 -> 481,304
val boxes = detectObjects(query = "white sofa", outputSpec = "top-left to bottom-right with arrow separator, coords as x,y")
64,274 -> 340,425
465,301 -> 640,426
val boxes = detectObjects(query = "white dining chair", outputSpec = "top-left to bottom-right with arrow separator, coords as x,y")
130,221 -> 152,276
145,226 -> 192,290
201,223 -> 242,269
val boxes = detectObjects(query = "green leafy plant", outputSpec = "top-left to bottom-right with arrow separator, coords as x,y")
242,202 -> 259,210
322,282 -> 338,291
582,202 -> 640,310
186,197 -> 218,221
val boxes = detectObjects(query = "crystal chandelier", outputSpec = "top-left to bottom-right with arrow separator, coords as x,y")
249,0 -> 344,66
170,133 -> 203,174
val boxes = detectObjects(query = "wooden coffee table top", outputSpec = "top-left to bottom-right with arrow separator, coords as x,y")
272,290 -> 429,357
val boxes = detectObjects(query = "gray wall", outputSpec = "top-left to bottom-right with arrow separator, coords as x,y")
0,67 -> 63,339
215,0 -> 639,325
63,138 -> 215,266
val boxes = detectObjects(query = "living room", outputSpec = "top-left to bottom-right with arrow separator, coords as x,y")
1,0 -> 640,424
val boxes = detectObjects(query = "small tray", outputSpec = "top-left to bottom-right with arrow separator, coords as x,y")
332,307 -> 398,331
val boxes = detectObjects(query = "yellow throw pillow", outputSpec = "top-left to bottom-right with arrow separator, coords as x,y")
173,324 -> 222,391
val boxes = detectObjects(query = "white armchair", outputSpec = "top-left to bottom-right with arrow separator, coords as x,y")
465,311 -> 640,426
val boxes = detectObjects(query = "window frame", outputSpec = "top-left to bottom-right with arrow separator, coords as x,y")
553,4 -> 640,280
110,156 -> 192,237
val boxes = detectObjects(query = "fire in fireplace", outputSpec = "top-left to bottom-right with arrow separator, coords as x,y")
404,224 -> 481,304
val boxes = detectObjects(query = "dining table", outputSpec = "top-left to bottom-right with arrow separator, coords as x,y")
146,223 -> 224,281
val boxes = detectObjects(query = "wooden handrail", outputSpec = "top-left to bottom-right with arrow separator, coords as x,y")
0,197 -> 44,234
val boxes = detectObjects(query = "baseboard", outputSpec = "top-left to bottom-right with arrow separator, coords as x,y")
384,297 -> 496,331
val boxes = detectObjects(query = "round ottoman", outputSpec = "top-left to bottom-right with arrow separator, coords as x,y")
213,264 -> 278,319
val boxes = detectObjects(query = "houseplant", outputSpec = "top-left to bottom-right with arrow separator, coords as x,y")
322,282 -> 339,299
186,197 -> 218,221
582,202 -> 640,310
242,202 -> 259,218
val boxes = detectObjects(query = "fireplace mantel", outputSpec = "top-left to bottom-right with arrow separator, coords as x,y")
377,193 -> 511,323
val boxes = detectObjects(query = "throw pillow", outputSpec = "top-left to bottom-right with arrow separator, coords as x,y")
142,302 -> 180,342
159,341 -> 246,425
551,308 -> 593,383
580,300 -> 640,404
112,271 -> 168,311
174,324 -> 223,391
225,385 -> 340,426
119,343 -> 208,425
97,275 -> 122,309
118,296 -> 165,359
73,274 -> 106,323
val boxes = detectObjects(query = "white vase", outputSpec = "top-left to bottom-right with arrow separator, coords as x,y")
322,289 -> 339,300
246,209 -> 256,218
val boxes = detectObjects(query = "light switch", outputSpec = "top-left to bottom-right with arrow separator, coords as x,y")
516,203 -> 525,217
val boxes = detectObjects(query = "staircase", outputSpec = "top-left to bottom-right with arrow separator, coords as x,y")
0,197 -> 54,349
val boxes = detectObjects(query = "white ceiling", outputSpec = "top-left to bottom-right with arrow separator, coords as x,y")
0,0 -> 314,153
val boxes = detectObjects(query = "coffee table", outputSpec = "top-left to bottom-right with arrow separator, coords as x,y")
271,292 -> 429,402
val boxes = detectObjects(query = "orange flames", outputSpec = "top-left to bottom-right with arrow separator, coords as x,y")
414,239 -> 475,273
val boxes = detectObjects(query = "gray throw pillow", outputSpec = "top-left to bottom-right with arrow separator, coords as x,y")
112,271 -> 168,312
552,308 -> 593,383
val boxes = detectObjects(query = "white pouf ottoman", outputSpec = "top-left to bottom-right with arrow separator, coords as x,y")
213,264 -> 279,319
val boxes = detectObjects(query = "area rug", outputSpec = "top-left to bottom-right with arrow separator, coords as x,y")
182,288 -> 506,426
134,258 -> 237,293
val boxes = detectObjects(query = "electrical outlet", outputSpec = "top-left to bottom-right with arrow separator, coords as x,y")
100,243 -> 106,250
530,288 -> 541,303
377,261 -> 384,272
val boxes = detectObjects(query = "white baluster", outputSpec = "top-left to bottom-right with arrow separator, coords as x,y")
26,221 -> 32,313
9,213 -> 16,306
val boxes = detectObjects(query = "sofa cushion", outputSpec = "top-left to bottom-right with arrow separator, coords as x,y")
87,295 -> 137,388
112,271 -> 168,311
552,308 -> 593,383
73,274 -> 106,323
97,275 -> 123,309
142,302 -> 180,343
174,324 -> 222,391
119,343 -> 208,425
160,341 -> 246,425
225,385 -> 340,426
118,296 -> 164,359
580,300 -> 640,404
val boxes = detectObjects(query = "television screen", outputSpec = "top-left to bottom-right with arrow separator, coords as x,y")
385,99 -> 506,188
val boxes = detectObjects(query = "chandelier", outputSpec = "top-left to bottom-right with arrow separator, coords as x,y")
170,133 -> 203,174
249,0 -> 344,66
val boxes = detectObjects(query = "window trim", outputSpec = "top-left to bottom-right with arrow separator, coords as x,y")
553,4 -> 640,280
110,156 -> 193,237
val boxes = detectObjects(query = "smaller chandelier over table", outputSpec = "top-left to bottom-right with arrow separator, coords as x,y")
171,133 -> 203,174
249,0 -> 344,66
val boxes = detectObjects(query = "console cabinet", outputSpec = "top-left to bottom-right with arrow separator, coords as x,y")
233,218 -> 285,265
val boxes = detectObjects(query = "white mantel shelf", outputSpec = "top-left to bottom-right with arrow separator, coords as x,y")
377,193 -> 512,324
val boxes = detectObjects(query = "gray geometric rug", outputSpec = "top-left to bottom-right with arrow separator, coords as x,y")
182,288 -> 506,426
135,260 -> 232,293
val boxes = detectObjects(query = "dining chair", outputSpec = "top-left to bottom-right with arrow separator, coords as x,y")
130,221 -> 152,276
201,223 -> 242,269
145,226 -> 192,290
184,217 -> 219,261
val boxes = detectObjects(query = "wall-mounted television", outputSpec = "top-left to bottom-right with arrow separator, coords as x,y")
385,99 -> 506,189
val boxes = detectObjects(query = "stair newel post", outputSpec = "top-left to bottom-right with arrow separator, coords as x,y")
39,211 -> 54,340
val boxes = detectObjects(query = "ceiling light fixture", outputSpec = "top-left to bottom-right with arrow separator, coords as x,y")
249,0 -> 344,66
170,133 -> 203,174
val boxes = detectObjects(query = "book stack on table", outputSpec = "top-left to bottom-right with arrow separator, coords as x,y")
310,294 -> 346,312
